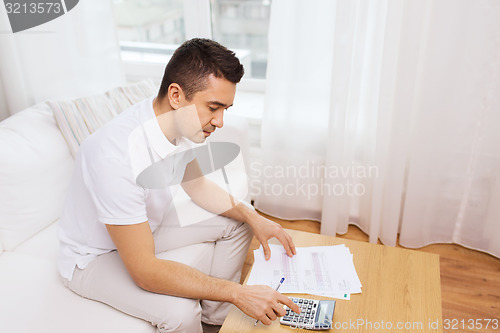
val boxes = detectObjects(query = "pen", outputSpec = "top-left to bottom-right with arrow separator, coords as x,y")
254,277 -> 285,326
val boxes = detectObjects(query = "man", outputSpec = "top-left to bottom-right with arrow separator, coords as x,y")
58,38 -> 300,333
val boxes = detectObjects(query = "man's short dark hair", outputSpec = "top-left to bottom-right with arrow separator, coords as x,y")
158,38 -> 245,101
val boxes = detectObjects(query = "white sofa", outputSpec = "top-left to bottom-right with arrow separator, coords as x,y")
0,90 -> 249,332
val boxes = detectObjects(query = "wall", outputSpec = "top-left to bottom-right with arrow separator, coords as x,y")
0,79 -> 9,121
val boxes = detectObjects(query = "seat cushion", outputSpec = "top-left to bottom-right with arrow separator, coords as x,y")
14,221 -> 59,263
0,252 -> 154,333
3,236 -> 215,333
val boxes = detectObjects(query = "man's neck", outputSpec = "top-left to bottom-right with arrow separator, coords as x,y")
152,96 -> 179,145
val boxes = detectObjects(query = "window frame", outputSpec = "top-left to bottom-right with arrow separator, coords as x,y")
117,0 -> 266,93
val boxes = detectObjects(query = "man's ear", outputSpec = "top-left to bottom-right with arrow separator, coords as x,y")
167,83 -> 184,110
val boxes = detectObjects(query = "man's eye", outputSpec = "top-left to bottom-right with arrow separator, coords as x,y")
209,106 -> 218,111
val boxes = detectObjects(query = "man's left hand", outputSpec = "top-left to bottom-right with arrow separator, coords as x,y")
248,214 -> 297,260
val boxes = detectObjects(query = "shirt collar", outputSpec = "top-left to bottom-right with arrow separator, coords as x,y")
141,96 -> 198,159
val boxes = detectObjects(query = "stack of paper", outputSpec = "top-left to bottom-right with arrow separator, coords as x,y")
247,244 -> 362,300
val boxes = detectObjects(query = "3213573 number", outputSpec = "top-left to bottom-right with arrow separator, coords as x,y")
5,2 -> 62,14
443,318 -> 499,330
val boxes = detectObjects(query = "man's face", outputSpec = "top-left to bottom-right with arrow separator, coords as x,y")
177,75 -> 236,143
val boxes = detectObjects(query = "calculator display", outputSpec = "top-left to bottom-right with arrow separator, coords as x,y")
317,301 -> 334,327
319,302 -> 328,319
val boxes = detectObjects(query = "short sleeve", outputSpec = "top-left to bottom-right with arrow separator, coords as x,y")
83,156 -> 147,225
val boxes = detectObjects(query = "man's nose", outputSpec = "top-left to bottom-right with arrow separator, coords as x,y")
211,109 -> 224,128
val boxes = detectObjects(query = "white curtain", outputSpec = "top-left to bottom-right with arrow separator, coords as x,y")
255,0 -> 500,258
0,0 -> 125,120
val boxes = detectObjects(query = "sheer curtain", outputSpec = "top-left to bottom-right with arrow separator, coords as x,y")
255,0 -> 500,258
0,0 -> 124,119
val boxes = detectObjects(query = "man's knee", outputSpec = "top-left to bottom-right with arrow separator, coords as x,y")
157,299 -> 202,333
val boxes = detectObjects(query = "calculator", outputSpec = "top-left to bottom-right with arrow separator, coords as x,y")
280,297 -> 336,330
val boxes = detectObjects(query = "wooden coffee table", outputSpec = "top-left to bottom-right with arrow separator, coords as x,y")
220,229 -> 442,332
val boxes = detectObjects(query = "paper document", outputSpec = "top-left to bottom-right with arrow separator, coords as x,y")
247,244 -> 362,299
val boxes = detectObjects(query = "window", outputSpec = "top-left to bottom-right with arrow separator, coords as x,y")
211,0 -> 271,79
112,0 -> 272,83
112,0 -> 185,44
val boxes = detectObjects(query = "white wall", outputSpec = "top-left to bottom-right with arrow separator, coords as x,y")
0,79 -> 9,121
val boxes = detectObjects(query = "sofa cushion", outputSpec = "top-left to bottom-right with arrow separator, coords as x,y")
0,241 -> 214,333
48,95 -> 118,158
106,79 -> 158,112
0,104 -> 74,251
0,252 -> 153,333
48,79 -> 158,158
14,221 -> 59,263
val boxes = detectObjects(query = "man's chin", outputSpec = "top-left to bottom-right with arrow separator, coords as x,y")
189,132 -> 207,143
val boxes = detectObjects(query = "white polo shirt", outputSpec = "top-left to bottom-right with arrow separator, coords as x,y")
58,97 -> 197,281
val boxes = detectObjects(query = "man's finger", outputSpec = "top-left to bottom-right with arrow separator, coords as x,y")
266,309 -> 277,321
287,233 -> 297,255
259,315 -> 272,325
262,242 -> 271,260
278,294 -> 301,314
277,234 -> 294,257
272,301 -> 287,317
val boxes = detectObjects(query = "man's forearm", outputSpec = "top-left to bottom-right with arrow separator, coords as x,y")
183,177 -> 259,226
137,255 -> 301,325
138,256 -> 240,302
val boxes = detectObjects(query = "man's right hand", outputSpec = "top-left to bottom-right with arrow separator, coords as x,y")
231,285 -> 301,325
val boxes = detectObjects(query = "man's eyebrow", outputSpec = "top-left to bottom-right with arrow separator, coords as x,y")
208,101 -> 233,108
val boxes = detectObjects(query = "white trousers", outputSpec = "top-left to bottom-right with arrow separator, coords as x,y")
62,212 -> 253,333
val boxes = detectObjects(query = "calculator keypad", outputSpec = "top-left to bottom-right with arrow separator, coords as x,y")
280,297 -> 319,329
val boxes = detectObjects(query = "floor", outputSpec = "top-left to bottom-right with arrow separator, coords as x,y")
241,211 -> 500,333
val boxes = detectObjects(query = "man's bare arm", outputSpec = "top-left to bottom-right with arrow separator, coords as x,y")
181,159 -> 297,259
105,222 -> 300,324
